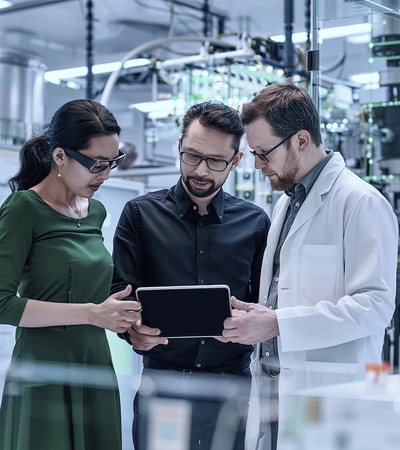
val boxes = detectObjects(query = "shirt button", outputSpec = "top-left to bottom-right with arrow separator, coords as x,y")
265,352 -> 270,357
199,250 -> 204,254
200,222 -> 203,226
295,202 -> 300,207
274,277 -> 279,282
201,340 -> 205,345
269,305 -> 273,309
200,279 -> 205,284
196,363 -> 202,368
193,205 -> 198,210
179,213 -> 183,218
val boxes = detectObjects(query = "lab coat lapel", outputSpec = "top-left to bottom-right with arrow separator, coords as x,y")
285,152 -> 346,240
258,194 -> 289,304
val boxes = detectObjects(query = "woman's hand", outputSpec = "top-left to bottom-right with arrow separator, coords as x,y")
89,285 -> 142,333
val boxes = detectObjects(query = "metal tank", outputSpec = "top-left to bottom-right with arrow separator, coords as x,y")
0,49 -> 47,146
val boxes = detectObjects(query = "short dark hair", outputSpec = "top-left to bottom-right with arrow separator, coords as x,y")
180,101 -> 244,153
9,99 -> 121,191
241,80 -> 322,146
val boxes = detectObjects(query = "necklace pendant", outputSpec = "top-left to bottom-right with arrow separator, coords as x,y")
77,221 -> 81,228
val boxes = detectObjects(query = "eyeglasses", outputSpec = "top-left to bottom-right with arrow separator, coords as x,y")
63,148 -> 126,173
250,132 -> 296,163
180,151 -> 235,172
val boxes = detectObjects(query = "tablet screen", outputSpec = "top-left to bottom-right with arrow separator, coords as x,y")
135,284 -> 231,338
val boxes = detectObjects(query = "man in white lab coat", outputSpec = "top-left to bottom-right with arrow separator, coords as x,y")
218,80 -> 399,450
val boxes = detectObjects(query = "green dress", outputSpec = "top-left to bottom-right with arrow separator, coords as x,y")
0,190 -> 122,450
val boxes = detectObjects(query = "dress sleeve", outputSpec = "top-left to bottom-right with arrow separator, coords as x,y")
0,193 -> 33,325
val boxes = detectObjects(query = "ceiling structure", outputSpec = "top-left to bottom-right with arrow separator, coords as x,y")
0,0 -> 399,140
0,1 -> 371,107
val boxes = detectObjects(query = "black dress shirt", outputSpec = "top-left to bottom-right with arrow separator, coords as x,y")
112,177 -> 270,371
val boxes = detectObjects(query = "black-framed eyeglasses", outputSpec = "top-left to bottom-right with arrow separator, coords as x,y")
63,148 -> 126,173
250,132 -> 296,163
180,151 -> 235,172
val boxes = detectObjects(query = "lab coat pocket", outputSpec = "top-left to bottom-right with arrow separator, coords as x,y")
300,245 -> 338,304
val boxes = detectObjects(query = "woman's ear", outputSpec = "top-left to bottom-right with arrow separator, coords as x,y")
52,147 -> 65,166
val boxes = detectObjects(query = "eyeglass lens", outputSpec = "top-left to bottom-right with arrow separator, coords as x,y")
181,152 -> 229,172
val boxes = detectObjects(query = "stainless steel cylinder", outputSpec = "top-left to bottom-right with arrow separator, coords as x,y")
0,49 -> 47,145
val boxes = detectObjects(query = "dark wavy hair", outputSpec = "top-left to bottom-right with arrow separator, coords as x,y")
9,99 -> 121,191
180,101 -> 244,153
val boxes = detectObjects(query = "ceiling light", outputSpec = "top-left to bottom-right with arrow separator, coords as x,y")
270,23 -> 371,44
321,23 -> 371,40
44,58 -> 151,85
0,1 -> 12,9
130,98 -> 186,115
270,32 -> 308,44
347,34 -> 371,44
349,72 -> 379,84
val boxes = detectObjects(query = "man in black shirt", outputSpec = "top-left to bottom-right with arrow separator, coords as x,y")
111,101 -> 270,450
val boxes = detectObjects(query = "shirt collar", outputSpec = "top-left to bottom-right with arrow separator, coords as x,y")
285,150 -> 334,197
174,178 -> 224,222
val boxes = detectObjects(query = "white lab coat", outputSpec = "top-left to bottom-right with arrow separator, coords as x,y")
245,152 -> 399,450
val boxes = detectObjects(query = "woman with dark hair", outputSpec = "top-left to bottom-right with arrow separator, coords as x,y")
0,99 -> 141,450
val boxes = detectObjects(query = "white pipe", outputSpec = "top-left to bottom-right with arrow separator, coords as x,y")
156,48 -> 255,70
100,36 -> 250,107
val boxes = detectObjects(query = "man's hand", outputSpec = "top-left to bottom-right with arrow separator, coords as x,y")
128,319 -> 169,351
216,296 -> 279,345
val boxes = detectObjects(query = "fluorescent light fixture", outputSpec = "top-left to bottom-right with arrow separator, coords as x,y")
270,32 -> 308,44
346,34 -> 371,44
271,23 -> 371,44
349,72 -> 379,84
130,98 -> 186,114
130,98 -> 187,119
45,58 -> 150,85
321,23 -> 371,40
0,1 -> 12,9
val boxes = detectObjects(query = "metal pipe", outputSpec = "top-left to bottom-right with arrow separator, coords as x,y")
309,0 -> 320,112
85,0 -> 94,100
203,0 -> 210,37
284,0 -> 294,77
0,0 -> 75,14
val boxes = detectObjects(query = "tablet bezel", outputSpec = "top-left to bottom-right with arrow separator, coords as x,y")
135,284 -> 232,338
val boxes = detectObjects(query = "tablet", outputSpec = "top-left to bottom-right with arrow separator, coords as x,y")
135,284 -> 232,338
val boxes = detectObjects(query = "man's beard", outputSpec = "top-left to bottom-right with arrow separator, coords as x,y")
267,146 -> 299,192
182,174 -> 224,198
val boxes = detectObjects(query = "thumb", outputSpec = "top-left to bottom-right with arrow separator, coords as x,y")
230,296 -> 253,312
113,284 -> 133,300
